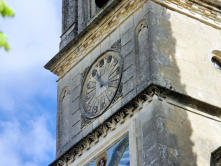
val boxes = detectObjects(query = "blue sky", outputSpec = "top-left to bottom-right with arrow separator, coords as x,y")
0,0 -> 61,165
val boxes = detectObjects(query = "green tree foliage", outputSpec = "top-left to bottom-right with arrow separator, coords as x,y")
0,0 -> 14,51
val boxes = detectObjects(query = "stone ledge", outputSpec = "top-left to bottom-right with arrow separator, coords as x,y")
45,0 -> 221,79
44,0 -> 121,73
49,84 -> 221,166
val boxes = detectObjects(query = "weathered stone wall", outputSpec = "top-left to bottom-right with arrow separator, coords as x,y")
135,96 -> 221,166
60,0 -> 121,49
153,5 -> 221,108
54,0 -> 221,160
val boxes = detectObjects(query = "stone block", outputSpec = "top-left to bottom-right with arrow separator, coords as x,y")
142,132 -> 158,148
89,44 -> 101,60
82,124 -> 93,137
123,51 -> 136,70
121,27 -> 134,46
120,15 -> 134,35
71,110 -> 81,127
122,77 -> 135,97
71,85 -> 81,101
101,36 -> 111,53
121,88 -> 136,107
71,73 -> 82,88
121,40 -> 134,58
70,121 -> 81,138
71,97 -> 80,112
142,144 -> 161,165
133,7 -> 145,26
110,28 -> 120,46
122,64 -> 135,84
92,118 -> 99,130
110,100 -> 122,115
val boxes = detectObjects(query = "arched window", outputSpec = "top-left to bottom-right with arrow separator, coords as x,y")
211,50 -> 221,71
95,0 -> 109,8
211,147 -> 221,166
89,0 -> 109,18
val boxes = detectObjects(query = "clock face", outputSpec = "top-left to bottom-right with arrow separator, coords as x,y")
81,51 -> 122,118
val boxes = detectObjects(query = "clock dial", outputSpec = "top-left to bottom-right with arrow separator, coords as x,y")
81,51 -> 122,118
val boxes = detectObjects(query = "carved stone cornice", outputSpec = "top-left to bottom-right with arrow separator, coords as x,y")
49,84 -> 221,166
45,0 -> 143,78
154,0 -> 221,26
193,0 -> 221,9
45,0 -> 221,81
49,85 -> 165,166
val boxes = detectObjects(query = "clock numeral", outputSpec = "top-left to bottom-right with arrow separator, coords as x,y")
113,58 -> 118,66
99,59 -> 104,67
100,102 -> 106,110
85,95 -> 90,101
87,88 -> 96,95
116,66 -> 120,75
82,53 -> 121,117
107,56 -> 112,63
104,91 -> 110,102
92,69 -> 97,77
92,106 -> 98,113
109,66 -> 120,79
108,79 -> 119,88
87,81 -> 96,89
106,89 -> 115,98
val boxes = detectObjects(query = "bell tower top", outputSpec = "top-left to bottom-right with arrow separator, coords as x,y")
59,0 -> 120,50
46,0 -> 221,165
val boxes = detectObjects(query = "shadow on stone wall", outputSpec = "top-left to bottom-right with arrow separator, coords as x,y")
155,3 -> 197,165
136,1 -> 198,165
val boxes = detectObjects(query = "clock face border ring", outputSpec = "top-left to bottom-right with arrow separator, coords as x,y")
80,49 -> 123,119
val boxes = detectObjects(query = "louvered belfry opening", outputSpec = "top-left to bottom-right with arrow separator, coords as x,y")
95,0 -> 109,8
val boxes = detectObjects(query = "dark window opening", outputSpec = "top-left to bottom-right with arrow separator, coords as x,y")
211,147 -> 221,166
212,50 -> 221,70
95,0 -> 109,8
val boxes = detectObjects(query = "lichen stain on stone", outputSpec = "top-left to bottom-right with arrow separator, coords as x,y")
164,106 -> 200,165
157,17 -> 176,61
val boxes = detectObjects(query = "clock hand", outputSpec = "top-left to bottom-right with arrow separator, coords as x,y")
96,73 -> 101,83
102,79 -> 118,86
96,73 -> 104,86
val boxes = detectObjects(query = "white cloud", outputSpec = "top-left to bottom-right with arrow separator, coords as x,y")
0,0 -> 60,112
0,0 -> 60,105
0,116 -> 55,166
0,0 -> 61,165
0,0 -> 61,70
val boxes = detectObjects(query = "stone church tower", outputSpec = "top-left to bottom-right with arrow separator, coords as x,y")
45,0 -> 221,165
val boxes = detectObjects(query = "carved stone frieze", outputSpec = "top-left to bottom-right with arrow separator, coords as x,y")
154,0 -> 221,24
46,0 -> 146,77
50,84 -> 221,166
111,39 -> 121,52
45,0 -> 221,79
50,85 -> 167,166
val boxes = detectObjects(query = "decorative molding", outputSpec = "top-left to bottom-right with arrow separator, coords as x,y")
80,66 -> 90,87
46,0 -> 221,79
46,0 -> 145,78
60,87 -> 71,102
50,84 -> 221,166
111,39 -> 121,51
135,19 -> 148,35
50,85 -> 166,166
153,0 -> 221,26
